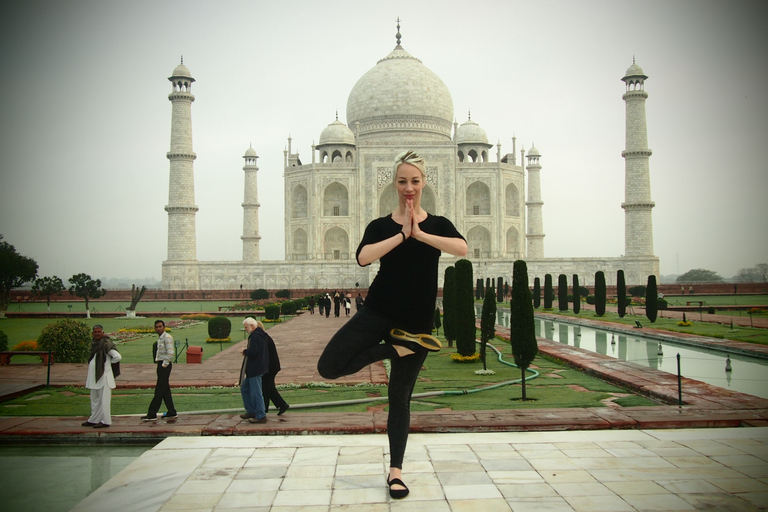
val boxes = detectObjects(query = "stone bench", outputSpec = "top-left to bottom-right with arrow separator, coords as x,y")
0,351 -> 55,366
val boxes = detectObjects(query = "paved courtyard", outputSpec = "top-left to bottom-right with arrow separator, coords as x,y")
72,428 -> 768,512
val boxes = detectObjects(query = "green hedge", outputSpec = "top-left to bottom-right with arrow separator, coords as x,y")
208,316 -> 232,339
250,288 -> 269,300
281,301 -> 297,316
264,304 -> 281,320
37,319 -> 91,363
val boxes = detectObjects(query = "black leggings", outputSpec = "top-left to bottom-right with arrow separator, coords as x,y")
317,306 -> 427,469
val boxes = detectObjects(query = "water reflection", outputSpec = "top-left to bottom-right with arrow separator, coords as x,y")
0,445 -> 150,512
488,306 -> 768,399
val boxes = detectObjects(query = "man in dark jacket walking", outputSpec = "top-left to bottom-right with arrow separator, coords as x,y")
261,321 -> 290,415
239,318 -> 269,423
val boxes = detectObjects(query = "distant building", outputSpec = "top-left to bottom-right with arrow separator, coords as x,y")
162,29 -> 658,290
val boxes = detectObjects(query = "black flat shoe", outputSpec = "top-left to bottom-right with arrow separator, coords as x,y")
387,475 -> 409,499
81,421 -> 97,427
278,404 -> 290,416
93,423 -> 109,428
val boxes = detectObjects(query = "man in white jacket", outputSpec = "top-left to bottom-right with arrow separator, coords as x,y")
82,325 -> 121,428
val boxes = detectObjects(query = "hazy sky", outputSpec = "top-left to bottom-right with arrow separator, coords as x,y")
1,0 -> 766,283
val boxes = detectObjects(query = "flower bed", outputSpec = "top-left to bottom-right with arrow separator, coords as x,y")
111,319 -> 203,343
11,340 -> 39,351
450,352 -> 481,363
181,314 -> 214,321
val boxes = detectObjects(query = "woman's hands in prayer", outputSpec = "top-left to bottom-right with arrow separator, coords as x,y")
403,198 -> 423,240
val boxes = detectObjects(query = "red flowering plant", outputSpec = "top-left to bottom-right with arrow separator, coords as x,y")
11,340 -> 39,351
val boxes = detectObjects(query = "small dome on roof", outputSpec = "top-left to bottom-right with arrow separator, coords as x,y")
527,145 -> 540,157
623,60 -> 647,81
244,146 -> 257,157
625,62 -> 644,76
171,63 -> 192,78
456,117 -> 488,145
318,118 -> 355,146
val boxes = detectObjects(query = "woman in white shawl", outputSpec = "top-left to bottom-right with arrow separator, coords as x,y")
82,325 -> 121,428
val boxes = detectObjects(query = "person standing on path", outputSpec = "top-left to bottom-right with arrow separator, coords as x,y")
317,151 -> 467,499
260,321 -> 290,415
239,317 -> 269,423
82,325 -> 122,428
142,320 -> 177,420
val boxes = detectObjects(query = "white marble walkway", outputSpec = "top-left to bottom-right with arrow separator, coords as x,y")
72,428 -> 768,512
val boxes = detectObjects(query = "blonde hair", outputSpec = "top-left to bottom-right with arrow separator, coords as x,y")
392,150 -> 426,184
256,321 -> 265,330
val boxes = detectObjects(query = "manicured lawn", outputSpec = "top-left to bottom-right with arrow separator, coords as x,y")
540,308 -> 768,345
661,294 -> 768,307
0,316 -> 285,363
7,300 -> 247,314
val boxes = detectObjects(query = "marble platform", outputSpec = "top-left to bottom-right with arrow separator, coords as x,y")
71,427 -> 768,512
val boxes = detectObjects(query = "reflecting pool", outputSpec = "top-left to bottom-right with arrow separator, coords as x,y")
486,307 -> 768,399
0,445 -> 150,512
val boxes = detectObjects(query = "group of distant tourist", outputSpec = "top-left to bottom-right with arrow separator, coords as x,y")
80,150 -> 467,500
310,291 -> 366,318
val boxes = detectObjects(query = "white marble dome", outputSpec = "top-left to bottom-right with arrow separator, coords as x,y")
318,118 -> 355,146
346,45 -> 454,139
171,63 -> 192,78
456,118 -> 489,145
623,62 -> 647,79
244,146 -> 257,157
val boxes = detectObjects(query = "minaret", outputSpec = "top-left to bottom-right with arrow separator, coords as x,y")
621,59 -> 655,257
165,59 -> 199,265
241,145 -> 261,262
525,145 -> 545,258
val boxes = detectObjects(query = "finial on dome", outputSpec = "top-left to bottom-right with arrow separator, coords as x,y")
468,109 -> 471,121
335,110 -> 339,121
633,55 -> 635,64
396,17 -> 401,46
180,55 -> 183,64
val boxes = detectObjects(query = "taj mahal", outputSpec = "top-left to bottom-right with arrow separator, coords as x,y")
161,26 -> 658,291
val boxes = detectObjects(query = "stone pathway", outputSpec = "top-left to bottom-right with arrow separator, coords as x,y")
72,429 -> 768,512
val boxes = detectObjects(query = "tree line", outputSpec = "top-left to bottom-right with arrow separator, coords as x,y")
1,234 -> 116,318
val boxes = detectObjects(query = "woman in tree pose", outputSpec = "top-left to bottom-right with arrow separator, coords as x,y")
318,150 -> 467,499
